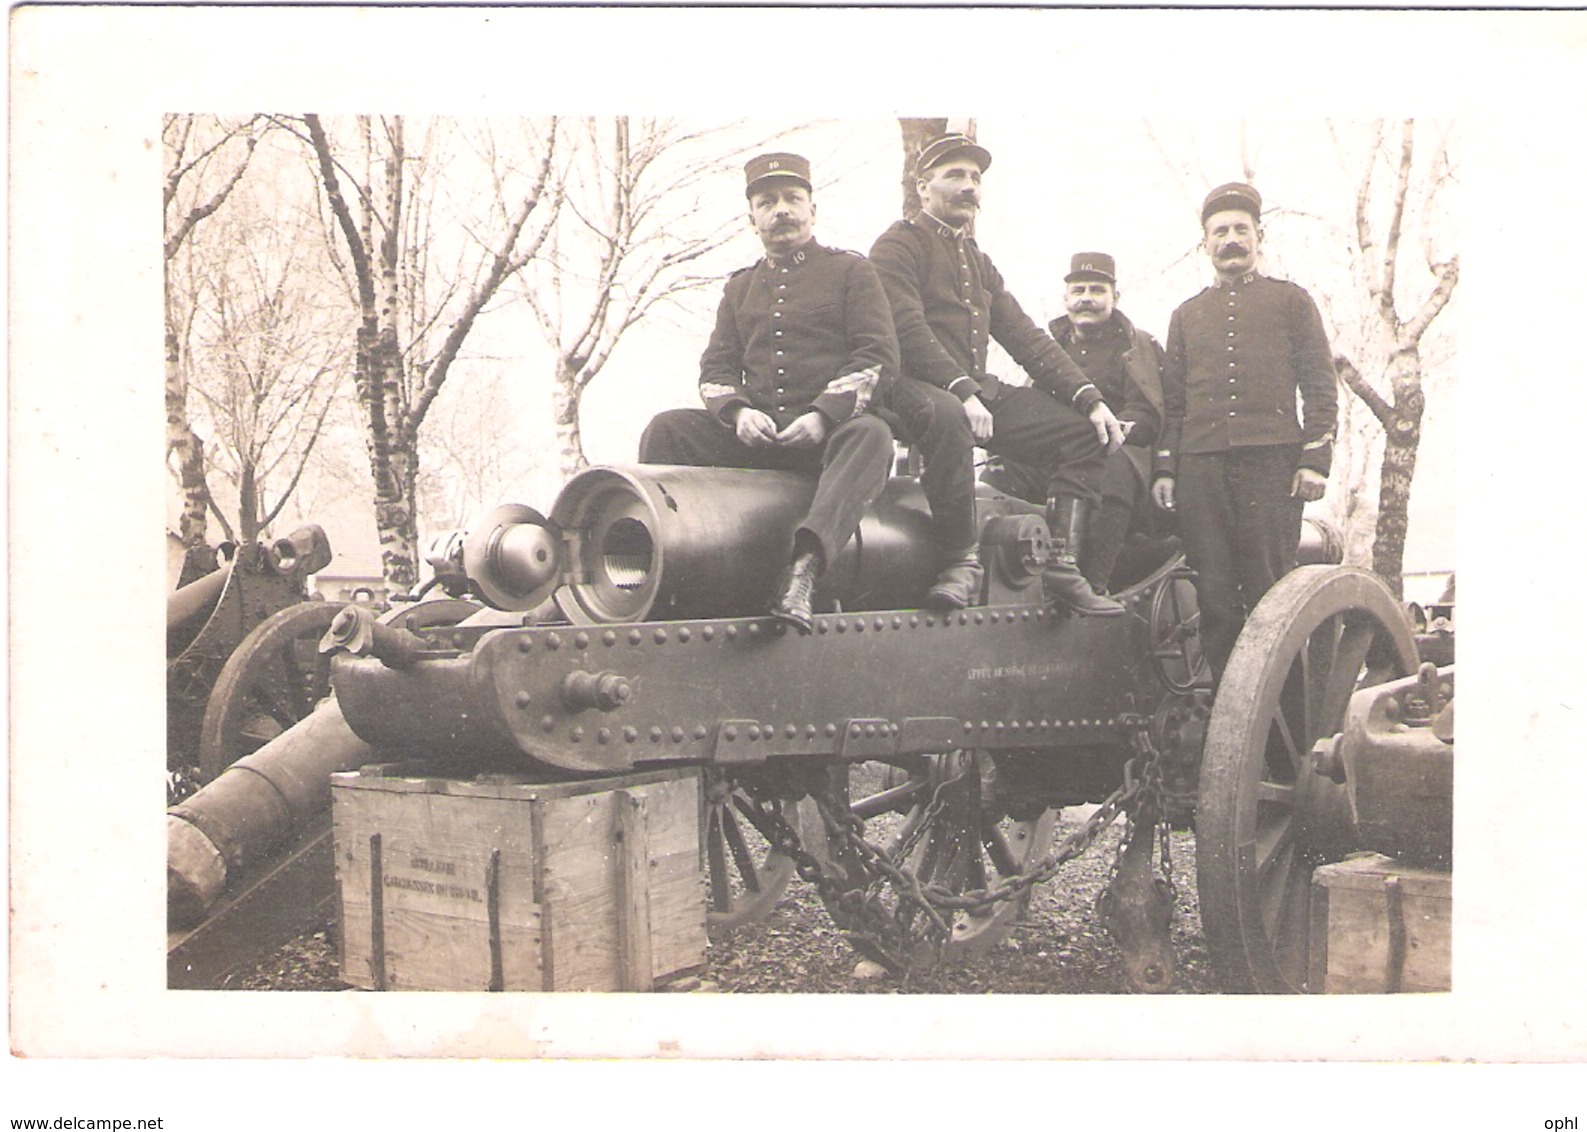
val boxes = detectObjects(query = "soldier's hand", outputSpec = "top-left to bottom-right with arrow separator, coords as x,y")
1291,467 -> 1327,502
1088,402 -> 1126,454
734,407 -> 779,448
1151,476 -> 1176,512
961,395 -> 995,444
776,411 -> 828,449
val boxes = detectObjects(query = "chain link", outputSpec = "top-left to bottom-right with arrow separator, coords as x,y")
731,714 -> 1179,974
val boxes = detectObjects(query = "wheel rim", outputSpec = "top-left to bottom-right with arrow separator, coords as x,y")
196,598 -> 480,782
815,753 -> 1056,959
703,768 -> 798,930
1195,566 -> 1419,993
196,602 -> 345,782
1149,563 -> 1213,694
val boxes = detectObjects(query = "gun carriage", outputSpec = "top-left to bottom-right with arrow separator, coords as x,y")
166,524 -> 343,800
294,461 -> 1439,992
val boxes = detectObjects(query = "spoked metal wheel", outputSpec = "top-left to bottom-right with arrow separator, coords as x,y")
196,601 -> 346,782
816,752 -> 1056,960
1149,562 -> 1213,694
196,597 -> 479,782
703,768 -> 799,930
1195,566 -> 1419,993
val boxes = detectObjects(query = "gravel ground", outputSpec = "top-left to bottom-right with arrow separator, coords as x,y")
236,809 -> 1219,994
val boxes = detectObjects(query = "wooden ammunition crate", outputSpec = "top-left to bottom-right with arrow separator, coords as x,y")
1308,853 -> 1452,994
331,766 -> 705,992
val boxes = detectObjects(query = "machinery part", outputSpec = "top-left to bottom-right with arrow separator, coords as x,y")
1148,565 -> 1212,694
1295,514 -> 1345,567
1150,688 -> 1212,826
1099,808 -> 1175,993
333,601 -> 1139,775
198,601 -> 346,783
462,503 -> 562,612
526,467 -> 1048,626
1316,662 -> 1454,867
702,768 -> 799,930
1195,565 -> 1420,993
266,523 -> 334,577
318,605 -> 428,670
169,525 -> 335,777
811,753 -> 1056,959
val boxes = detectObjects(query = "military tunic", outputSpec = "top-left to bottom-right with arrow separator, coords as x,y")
639,239 -> 898,570
868,213 -> 1107,553
697,240 -> 897,430
1156,271 -> 1340,677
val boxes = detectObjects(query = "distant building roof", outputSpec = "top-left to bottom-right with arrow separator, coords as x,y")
317,544 -> 385,580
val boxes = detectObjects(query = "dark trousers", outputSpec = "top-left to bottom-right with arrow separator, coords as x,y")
1176,445 -> 1304,679
638,408 -> 894,569
889,378 -> 1104,554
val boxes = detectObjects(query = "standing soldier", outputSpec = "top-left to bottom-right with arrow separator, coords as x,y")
638,153 -> 898,634
1151,183 -> 1339,678
1047,251 -> 1165,592
869,133 -> 1126,616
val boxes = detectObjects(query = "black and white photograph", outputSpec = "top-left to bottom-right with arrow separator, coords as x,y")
8,2 -> 1587,1124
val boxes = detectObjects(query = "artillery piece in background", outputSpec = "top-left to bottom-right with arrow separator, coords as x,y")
170,463 -> 1452,994
167,524 -> 343,800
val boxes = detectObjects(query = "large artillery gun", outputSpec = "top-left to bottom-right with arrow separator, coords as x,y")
168,460 -> 1452,992
312,463 -> 1445,992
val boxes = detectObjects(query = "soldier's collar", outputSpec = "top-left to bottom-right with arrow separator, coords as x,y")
1214,271 -> 1260,289
915,210 -> 966,240
765,238 -> 820,269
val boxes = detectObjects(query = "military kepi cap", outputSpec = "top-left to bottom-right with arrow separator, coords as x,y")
744,152 -> 812,199
915,133 -> 992,178
1065,252 -> 1116,283
1201,182 -> 1262,225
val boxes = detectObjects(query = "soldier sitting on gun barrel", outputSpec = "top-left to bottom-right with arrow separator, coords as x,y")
868,134 -> 1128,617
638,152 -> 899,634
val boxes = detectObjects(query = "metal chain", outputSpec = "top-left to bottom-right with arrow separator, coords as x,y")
732,716 -> 1175,972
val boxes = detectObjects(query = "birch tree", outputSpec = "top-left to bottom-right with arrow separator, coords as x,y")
1328,119 -> 1458,598
301,115 -> 558,589
520,117 -> 770,480
184,192 -> 350,544
163,114 -> 265,553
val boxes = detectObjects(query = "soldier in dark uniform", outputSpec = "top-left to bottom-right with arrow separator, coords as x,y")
1151,182 -> 1339,678
1047,252 -> 1166,591
639,153 -> 898,633
868,134 -> 1126,616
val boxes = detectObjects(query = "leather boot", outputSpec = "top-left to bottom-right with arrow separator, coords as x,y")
926,547 -> 984,610
1080,496 -> 1134,592
770,550 -> 820,634
1044,497 -> 1125,617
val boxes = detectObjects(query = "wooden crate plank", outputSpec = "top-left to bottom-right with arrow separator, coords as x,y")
1311,855 -> 1451,994
614,790 -> 653,992
332,767 -> 704,992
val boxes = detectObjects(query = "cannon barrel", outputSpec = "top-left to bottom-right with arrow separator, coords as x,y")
167,559 -> 234,645
467,465 -> 1043,623
168,696 -> 371,928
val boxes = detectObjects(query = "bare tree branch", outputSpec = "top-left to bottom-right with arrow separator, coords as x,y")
1380,119 -> 1415,325
1401,255 -> 1460,345
1335,352 -> 1393,427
